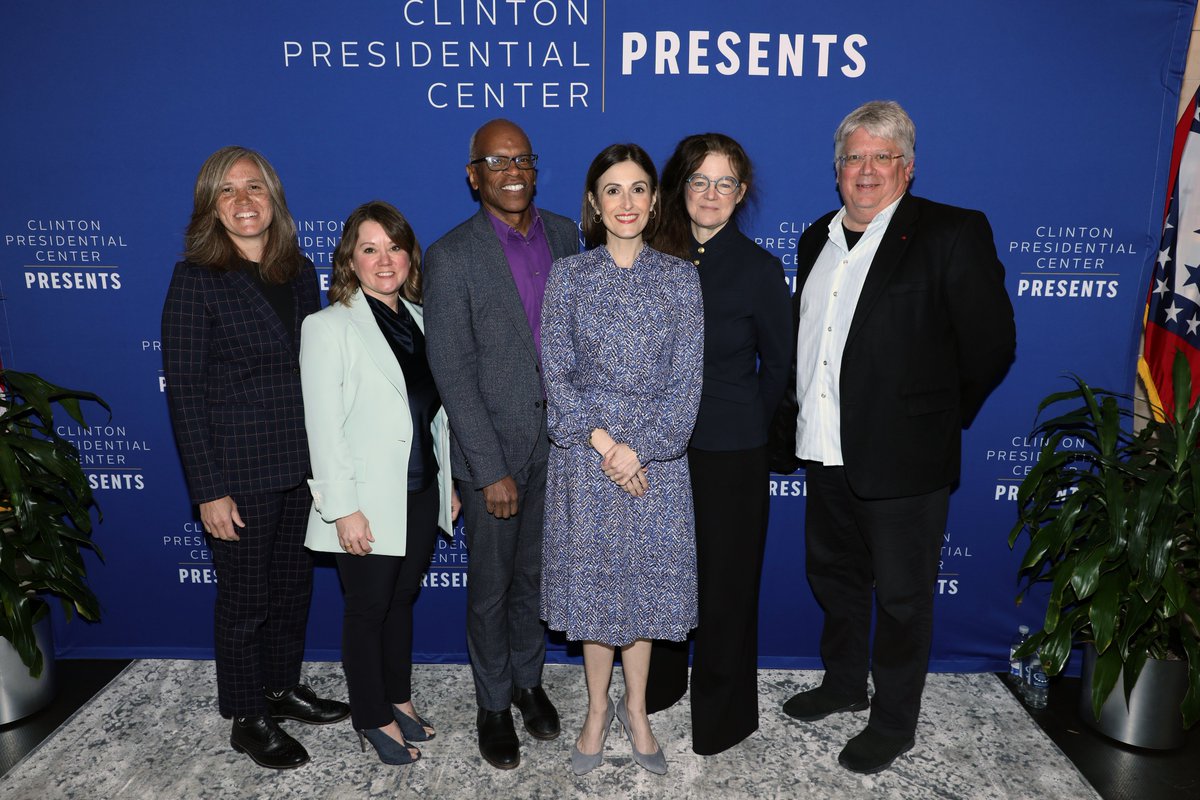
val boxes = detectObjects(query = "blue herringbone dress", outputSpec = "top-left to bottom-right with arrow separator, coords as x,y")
540,245 -> 703,646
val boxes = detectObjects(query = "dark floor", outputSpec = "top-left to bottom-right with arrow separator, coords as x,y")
1,661 -> 1197,798
999,673 -> 1200,800
0,658 -> 129,778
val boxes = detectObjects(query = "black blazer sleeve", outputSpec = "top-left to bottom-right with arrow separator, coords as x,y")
751,248 -> 795,433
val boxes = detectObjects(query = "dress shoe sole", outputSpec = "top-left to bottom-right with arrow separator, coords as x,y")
231,740 -> 310,770
521,724 -> 560,741
838,738 -> 914,774
782,697 -> 869,721
479,749 -> 520,770
268,711 -> 351,725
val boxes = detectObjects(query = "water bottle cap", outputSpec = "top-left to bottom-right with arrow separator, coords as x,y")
1018,625 -> 1029,634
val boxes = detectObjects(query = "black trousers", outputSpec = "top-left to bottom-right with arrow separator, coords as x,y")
209,483 -> 313,718
334,483 -> 440,730
646,446 -> 769,754
804,463 -> 949,738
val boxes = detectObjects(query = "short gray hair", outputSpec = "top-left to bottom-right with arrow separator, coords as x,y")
833,100 -> 916,165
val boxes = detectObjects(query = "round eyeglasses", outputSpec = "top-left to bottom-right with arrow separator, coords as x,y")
686,174 -> 741,195
469,154 -> 539,171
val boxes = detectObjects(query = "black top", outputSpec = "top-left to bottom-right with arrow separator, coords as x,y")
842,225 -> 865,250
688,221 -> 794,451
365,294 -> 442,491
248,262 -> 296,337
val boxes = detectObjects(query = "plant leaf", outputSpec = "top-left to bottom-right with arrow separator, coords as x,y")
1088,645 -> 1123,723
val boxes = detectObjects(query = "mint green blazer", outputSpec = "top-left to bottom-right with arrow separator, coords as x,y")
299,289 -> 454,556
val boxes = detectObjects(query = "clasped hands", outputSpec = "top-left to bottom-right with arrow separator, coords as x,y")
591,428 -> 648,498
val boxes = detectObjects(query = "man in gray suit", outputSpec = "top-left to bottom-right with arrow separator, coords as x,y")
424,119 -> 580,770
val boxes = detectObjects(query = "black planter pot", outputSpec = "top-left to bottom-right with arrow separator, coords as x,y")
1078,644 -> 1189,750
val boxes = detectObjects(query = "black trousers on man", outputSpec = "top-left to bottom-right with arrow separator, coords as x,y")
804,463 -> 949,737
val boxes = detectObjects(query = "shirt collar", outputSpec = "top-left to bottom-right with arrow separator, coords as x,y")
485,205 -> 544,242
827,193 -> 906,237
691,218 -> 739,259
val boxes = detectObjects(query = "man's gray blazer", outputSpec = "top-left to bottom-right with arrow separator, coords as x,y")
424,207 -> 580,489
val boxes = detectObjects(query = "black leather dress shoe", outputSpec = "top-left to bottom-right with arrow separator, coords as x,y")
230,714 -> 310,769
782,686 -> 869,721
477,708 -> 520,770
265,684 -> 351,725
512,685 -> 561,740
837,726 -> 915,774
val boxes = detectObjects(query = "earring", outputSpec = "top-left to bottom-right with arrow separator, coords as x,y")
592,211 -> 602,223
649,208 -> 656,219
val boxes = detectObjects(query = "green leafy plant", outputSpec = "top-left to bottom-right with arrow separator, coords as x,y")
0,370 -> 108,677
1009,351 -> 1200,728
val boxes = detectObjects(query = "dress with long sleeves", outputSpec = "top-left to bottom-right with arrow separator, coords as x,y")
539,244 -> 704,646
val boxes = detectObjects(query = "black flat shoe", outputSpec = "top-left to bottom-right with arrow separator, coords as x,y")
837,727 -> 915,774
512,685 -> 560,740
230,714 -> 310,770
477,708 -> 520,770
782,686 -> 869,721
265,684 -> 351,725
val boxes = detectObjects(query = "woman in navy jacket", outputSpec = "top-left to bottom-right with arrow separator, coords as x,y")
162,146 -> 349,770
645,133 -> 793,755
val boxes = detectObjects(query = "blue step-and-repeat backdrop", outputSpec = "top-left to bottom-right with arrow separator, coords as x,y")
1,1 -> 1194,672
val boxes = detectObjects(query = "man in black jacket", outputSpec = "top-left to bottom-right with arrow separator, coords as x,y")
774,100 -> 1016,774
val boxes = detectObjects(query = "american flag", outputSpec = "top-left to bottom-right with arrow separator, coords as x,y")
1140,87 -> 1200,421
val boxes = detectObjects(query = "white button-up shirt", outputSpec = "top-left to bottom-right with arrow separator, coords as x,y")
794,197 -> 903,465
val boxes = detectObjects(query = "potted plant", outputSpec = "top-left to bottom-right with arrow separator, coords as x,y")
1008,351 -> 1199,748
0,369 -> 107,721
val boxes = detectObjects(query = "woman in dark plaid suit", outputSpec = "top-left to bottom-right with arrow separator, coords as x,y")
162,146 -> 349,770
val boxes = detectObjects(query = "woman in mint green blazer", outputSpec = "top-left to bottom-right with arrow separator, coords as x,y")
299,201 -> 458,766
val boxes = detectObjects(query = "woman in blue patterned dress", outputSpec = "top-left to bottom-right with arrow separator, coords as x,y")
540,143 -> 704,776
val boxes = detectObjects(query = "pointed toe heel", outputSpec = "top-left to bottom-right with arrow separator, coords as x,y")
615,695 -> 667,775
571,698 -> 615,776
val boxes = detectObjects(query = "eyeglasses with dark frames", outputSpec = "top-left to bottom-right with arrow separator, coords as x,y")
469,154 -> 539,171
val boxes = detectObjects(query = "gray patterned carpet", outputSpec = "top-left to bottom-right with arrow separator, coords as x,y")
1,660 -> 1098,799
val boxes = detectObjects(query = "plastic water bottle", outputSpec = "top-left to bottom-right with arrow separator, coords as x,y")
1022,652 -> 1043,705
1008,624 -> 1030,686
1026,666 -> 1049,709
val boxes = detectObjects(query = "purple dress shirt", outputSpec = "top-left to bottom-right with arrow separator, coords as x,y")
486,206 -> 553,363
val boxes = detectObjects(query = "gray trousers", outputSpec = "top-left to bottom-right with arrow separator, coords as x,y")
461,456 -> 548,711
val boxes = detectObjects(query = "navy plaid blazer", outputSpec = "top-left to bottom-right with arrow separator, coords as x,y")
162,259 -> 321,504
